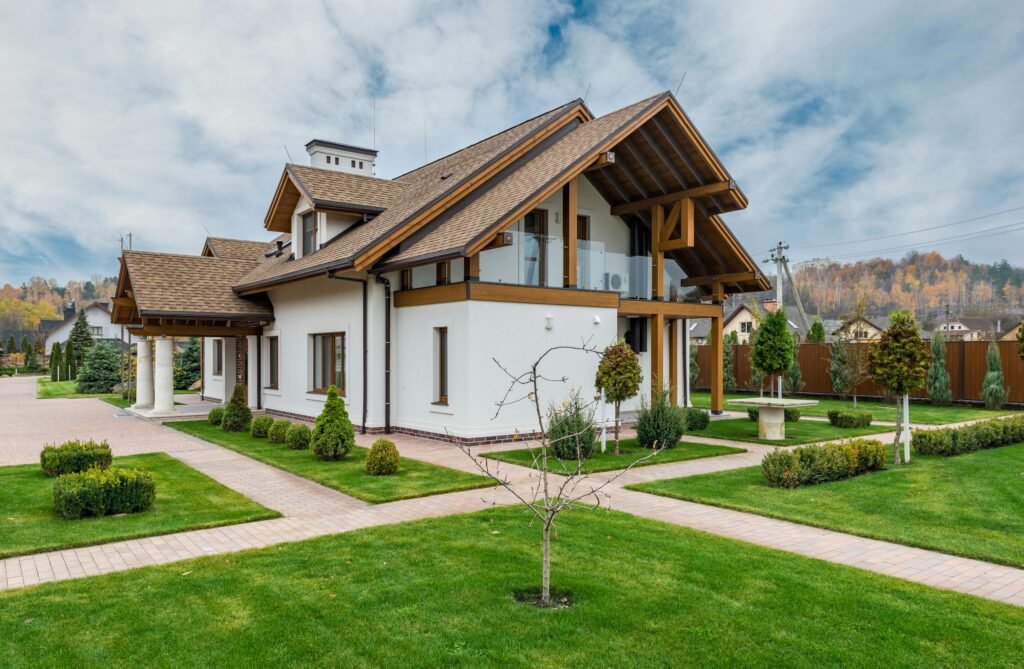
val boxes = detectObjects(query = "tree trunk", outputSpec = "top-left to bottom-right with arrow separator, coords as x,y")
613,402 -> 621,455
541,519 -> 551,607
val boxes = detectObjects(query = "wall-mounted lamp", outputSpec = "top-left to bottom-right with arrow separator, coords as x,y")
544,314 -> 554,331
593,314 -> 601,325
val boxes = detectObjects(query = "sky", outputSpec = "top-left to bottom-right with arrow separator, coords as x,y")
1,0 -> 1022,285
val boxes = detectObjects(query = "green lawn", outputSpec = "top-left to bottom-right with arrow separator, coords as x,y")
36,378 -> 118,401
1,507 -> 1023,667
482,438 -> 744,473
631,442 -> 1024,568
0,453 -> 278,559
693,417 -> 891,445
691,390 -> 1014,425
168,421 -> 493,504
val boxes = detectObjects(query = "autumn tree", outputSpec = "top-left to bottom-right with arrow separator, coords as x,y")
752,309 -> 793,399
594,340 -> 642,455
926,332 -> 952,405
869,310 -> 929,465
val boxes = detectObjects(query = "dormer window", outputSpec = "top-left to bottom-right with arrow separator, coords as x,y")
302,212 -> 317,256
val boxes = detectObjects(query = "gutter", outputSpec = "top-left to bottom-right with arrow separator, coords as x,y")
374,275 -> 392,434
326,272 -> 368,434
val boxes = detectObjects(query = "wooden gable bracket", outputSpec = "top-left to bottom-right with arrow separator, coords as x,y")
658,197 -> 695,252
583,151 -> 616,173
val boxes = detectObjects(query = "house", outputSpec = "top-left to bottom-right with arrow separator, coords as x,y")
935,317 -> 997,341
832,315 -> 884,342
111,91 -> 769,442
1000,319 -> 1022,343
689,300 -> 803,345
44,300 -> 129,351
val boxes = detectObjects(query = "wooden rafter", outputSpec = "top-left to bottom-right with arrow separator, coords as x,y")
610,181 -> 734,216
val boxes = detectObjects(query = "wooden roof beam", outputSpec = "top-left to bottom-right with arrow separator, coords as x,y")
617,138 -> 670,194
680,271 -> 757,287
610,180 -> 735,216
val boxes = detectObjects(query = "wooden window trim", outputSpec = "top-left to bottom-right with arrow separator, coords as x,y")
266,336 -> 279,389
435,326 -> 448,405
310,332 -> 345,395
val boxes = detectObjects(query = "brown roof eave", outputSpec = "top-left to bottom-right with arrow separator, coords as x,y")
138,309 -> 274,321
233,258 -> 357,294
372,247 -> 465,274
314,200 -> 386,215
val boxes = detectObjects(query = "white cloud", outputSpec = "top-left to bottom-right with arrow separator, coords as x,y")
0,0 -> 1022,285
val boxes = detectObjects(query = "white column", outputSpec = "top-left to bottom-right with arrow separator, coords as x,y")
133,337 -> 154,408
153,336 -> 174,413
682,319 -> 692,408
246,335 -> 259,409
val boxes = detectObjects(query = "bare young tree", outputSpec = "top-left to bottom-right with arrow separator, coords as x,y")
456,342 -> 663,608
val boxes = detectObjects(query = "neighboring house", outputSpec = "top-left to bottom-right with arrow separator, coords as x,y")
111,91 -> 769,440
690,301 -> 803,345
1000,320 -> 1022,343
935,317 -> 997,341
832,316 -> 884,342
44,300 -> 129,350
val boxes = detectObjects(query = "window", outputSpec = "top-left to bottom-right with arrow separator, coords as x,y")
267,337 -> 279,389
522,209 -> 547,286
213,339 -> 223,376
351,160 -> 356,168
435,327 -> 448,405
400,268 -> 413,290
90,326 -> 103,336
312,333 -> 344,394
325,156 -> 330,164
436,261 -> 450,286
301,212 -> 317,256
740,321 -> 752,333
359,161 -> 364,169
577,215 -> 590,242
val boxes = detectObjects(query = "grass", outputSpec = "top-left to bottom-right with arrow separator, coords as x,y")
482,437 -> 744,473
693,417 -> 891,445
630,442 -> 1024,569
690,390 -> 1015,425
0,453 -> 278,559
39,378 -> 192,407
1,507 -> 1023,667
168,420 -> 493,504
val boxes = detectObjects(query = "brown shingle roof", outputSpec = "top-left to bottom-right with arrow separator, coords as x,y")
288,165 -> 408,211
204,237 -> 277,261
383,94 -> 663,266
123,251 -> 273,319
234,99 -> 584,291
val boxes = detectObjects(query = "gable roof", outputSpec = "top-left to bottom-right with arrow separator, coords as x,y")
202,237 -> 280,262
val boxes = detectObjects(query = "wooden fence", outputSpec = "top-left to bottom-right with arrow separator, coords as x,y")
694,341 -> 1024,404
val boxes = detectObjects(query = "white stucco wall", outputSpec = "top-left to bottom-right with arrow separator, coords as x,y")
201,336 -> 235,403
45,305 -> 127,349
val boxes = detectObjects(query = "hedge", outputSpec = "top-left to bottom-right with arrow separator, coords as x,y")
40,440 -> 112,477
827,410 -> 873,428
913,416 -> 1024,457
762,439 -> 886,488
269,419 -> 292,444
748,407 -> 801,422
53,467 -> 156,519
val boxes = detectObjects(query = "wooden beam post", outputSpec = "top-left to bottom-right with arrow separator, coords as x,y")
651,204 -> 665,299
650,312 -> 665,398
710,311 -> 724,414
464,254 -> 480,282
668,318 -> 679,405
680,197 -> 694,248
562,177 -> 578,288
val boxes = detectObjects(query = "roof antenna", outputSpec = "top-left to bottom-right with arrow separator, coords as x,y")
283,144 -> 294,163
372,96 -> 376,150
582,82 -> 591,104
674,72 -> 687,97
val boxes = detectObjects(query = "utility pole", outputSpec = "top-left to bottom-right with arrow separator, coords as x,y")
766,241 -> 788,309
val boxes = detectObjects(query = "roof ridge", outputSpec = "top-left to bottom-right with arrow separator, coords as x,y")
124,250 -> 260,264
206,236 -> 275,244
393,98 -> 584,180
287,164 -> 407,186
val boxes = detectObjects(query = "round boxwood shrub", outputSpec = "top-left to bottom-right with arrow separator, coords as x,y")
310,385 -> 354,460
269,419 -> 292,444
685,408 -> 710,431
366,439 -> 400,475
635,388 -> 686,449
285,424 -> 311,450
208,407 -> 225,426
53,466 -> 156,519
546,394 -> 597,460
250,415 -> 274,438
221,384 -> 252,432
747,407 -> 801,422
40,440 -> 112,477
827,409 -> 872,428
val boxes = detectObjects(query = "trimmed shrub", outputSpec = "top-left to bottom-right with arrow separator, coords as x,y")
285,424 -> 311,450
913,416 -> 1024,457
250,415 -> 274,438
53,466 -> 155,520
40,440 -> 112,477
310,385 -> 355,460
269,419 -> 292,444
762,439 -> 886,488
747,407 -> 801,422
221,383 -> 252,432
366,439 -> 400,475
546,394 -> 597,460
686,408 -> 710,431
827,410 -> 873,428
208,407 -> 225,426
635,388 -> 686,450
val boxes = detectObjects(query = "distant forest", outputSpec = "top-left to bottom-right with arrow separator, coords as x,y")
0,275 -> 117,331
731,252 -> 1024,327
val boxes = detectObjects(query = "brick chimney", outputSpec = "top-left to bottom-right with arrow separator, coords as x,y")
762,298 -> 778,314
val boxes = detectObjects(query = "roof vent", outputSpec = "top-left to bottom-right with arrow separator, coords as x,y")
440,170 -> 453,180
305,140 -> 377,176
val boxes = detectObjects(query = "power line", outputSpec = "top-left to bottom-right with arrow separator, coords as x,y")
789,204 -> 1024,252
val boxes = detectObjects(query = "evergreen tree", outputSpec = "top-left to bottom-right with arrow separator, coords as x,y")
49,342 -> 63,381
980,340 -> 1009,410
869,310 -> 929,464
76,342 -> 121,393
67,310 -> 94,363
22,336 -> 37,368
221,383 -> 253,432
65,340 -> 78,380
784,333 -> 804,396
174,337 -> 201,390
594,340 -> 643,455
688,343 -> 700,389
828,337 -> 853,399
6,335 -> 17,355
926,332 -> 953,406
723,331 -> 738,392
310,385 -> 355,460
807,318 -> 826,344
752,309 -> 794,399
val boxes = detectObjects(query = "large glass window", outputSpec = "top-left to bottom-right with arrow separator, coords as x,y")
312,332 -> 344,394
302,212 -> 317,256
267,336 -> 279,389
522,210 -> 547,286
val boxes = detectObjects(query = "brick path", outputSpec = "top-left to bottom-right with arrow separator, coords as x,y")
3,375 -> 1024,609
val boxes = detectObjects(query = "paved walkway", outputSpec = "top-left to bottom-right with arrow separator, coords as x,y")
3,374 -> 1024,609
